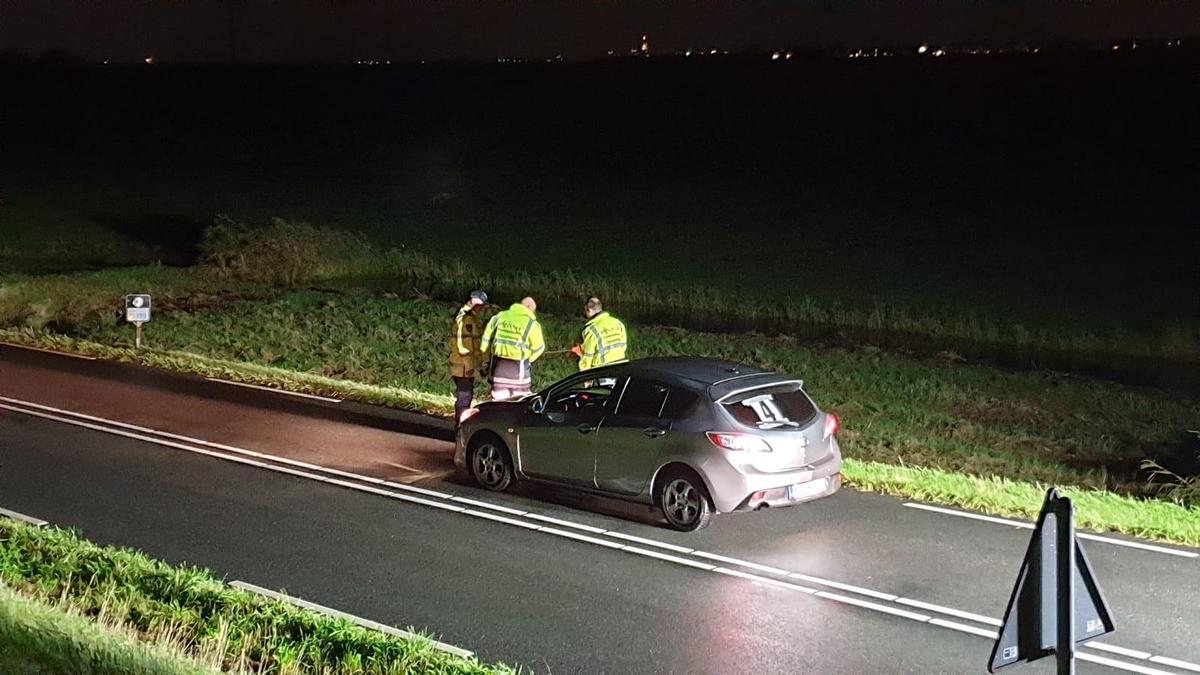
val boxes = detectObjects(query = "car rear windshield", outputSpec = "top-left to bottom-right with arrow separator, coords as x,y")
722,384 -> 817,429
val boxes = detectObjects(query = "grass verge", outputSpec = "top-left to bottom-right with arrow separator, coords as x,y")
843,459 -> 1200,547
0,519 -> 512,674
0,580 -> 214,675
0,328 -> 453,416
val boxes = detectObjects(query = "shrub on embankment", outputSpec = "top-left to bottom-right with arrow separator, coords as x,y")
0,520 -> 512,674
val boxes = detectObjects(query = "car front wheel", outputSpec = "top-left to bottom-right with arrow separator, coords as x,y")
470,437 -> 515,492
658,469 -> 713,532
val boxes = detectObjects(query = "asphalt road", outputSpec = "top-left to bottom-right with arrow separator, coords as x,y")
2,344 -> 1198,674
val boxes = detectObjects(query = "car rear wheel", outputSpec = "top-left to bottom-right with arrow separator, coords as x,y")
658,469 -> 713,532
470,437 -> 515,492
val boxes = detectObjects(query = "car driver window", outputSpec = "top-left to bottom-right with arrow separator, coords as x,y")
547,377 -> 617,415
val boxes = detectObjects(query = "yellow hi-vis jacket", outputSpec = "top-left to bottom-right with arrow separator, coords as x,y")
579,311 -> 627,371
448,303 -> 483,378
481,303 -> 545,364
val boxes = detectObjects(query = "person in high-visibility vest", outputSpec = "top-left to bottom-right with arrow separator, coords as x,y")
575,297 -> 628,371
449,290 -> 488,424
480,297 -> 545,400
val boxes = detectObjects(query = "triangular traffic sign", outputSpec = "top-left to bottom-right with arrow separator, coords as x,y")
988,489 -> 1114,672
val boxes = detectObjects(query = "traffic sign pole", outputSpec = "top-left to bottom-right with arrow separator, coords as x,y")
1055,496 -> 1075,675
135,323 -> 143,349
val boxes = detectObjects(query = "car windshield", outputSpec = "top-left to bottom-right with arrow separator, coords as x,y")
722,384 -> 817,429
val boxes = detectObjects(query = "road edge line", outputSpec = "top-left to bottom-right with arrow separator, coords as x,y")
0,507 -> 48,527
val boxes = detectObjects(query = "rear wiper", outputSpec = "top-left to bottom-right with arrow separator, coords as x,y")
756,420 -> 799,429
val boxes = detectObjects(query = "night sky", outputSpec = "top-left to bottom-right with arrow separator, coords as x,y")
3,1 -> 1197,63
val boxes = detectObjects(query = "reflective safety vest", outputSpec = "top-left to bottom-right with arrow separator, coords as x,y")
481,304 -> 545,364
449,303 -> 483,378
579,311 -> 627,371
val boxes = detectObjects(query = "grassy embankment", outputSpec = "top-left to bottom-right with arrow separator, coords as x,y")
1,221 -> 1197,545
0,519 -> 511,674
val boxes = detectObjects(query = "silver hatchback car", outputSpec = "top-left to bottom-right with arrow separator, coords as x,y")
455,357 -> 843,531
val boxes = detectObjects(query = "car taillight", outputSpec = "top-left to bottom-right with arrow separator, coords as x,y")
707,431 -> 772,452
459,407 -> 480,424
823,412 -> 840,440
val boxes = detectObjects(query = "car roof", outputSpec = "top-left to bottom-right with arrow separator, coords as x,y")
597,357 -> 790,397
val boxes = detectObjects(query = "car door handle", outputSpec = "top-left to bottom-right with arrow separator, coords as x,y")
642,427 -> 667,438
577,424 -> 596,434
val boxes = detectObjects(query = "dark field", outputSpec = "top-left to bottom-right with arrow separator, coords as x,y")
3,55 -> 1198,377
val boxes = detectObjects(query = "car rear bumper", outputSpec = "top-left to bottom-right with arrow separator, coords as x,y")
705,442 -> 843,513
734,471 -> 842,511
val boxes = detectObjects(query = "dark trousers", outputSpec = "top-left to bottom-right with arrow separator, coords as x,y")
453,376 -> 475,424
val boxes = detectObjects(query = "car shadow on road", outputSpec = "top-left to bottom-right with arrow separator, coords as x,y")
441,473 -> 668,529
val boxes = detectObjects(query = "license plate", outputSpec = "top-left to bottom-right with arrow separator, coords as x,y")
788,479 -> 826,501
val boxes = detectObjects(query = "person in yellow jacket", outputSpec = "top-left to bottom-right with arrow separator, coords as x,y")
480,297 -> 545,400
449,290 -> 488,424
576,297 -> 628,371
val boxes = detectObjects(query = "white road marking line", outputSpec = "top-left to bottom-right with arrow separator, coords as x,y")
1,342 -> 97,360
1082,653 -> 1179,675
0,507 -> 48,527
604,531 -> 695,554
815,591 -> 932,621
905,502 -> 1034,528
204,378 -> 342,403
0,395 -> 457,498
380,481 -> 454,499
230,580 -> 472,658
903,502 -> 1199,559
691,551 -> 790,576
1150,656 -> 1200,673
537,526 -> 625,549
0,403 -> 470,518
789,573 -> 899,602
6,399 -> 1191,674
894,598 -> 1002,627
450,496 -> 527,515
619,545 -> 715,570
1076,532 -> 1200,557
1089,642 -> 1154,660
523,512 -> 608,534
461,509 -> 540,530
713,567 -> 817,594
928,618 -> 997,639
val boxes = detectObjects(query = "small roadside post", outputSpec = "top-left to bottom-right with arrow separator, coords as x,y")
124,294 -> 152,348
988,488 -> 1115,675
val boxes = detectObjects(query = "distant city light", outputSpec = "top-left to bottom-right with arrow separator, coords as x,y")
143,55 -> 155,65
917,44 -> 928,54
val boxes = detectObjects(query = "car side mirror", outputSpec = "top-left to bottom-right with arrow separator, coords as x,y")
529,395 -> 545,415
